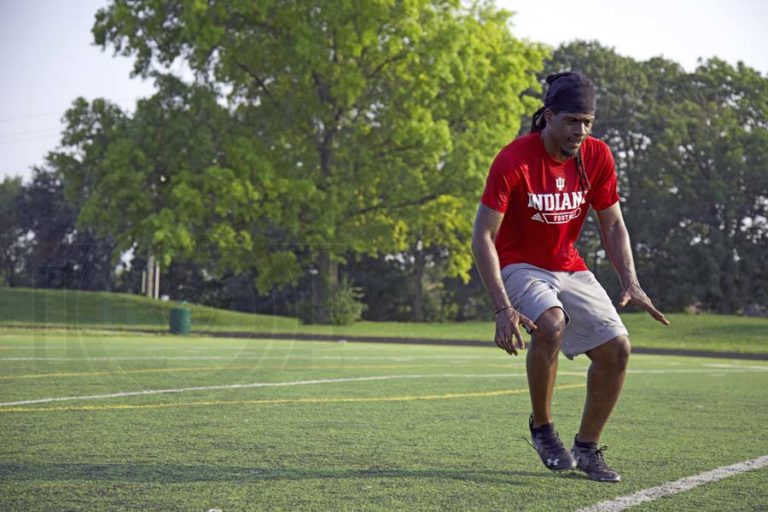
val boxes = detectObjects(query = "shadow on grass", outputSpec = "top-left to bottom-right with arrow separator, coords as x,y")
0,462 -> 547,485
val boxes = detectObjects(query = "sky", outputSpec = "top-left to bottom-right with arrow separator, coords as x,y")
1,0 -> 767,183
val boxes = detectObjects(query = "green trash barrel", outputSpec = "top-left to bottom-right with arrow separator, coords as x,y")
169,307 -> 191,335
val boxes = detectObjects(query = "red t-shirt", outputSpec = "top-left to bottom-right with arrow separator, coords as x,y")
481,132 -> 620,271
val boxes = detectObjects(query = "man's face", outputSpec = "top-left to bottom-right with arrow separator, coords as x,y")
545,110 -> 594,157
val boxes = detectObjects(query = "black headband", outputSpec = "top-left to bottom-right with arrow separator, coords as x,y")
544,72 -> 596,114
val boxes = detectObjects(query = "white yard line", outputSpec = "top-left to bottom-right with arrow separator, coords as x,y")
0,373 -> 537,407
623,369 -> 765,374
577,455 -> 768,512
1,353 -> 766,366
0,354 -> 500,362
0,375 -> 423,407
1,367 -> 765,408
704,363 -> 768,371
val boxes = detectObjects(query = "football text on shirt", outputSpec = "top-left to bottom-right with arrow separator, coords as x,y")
527,191 -> 587,224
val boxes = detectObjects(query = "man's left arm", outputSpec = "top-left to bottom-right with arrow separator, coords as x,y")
596,202 -> 670,326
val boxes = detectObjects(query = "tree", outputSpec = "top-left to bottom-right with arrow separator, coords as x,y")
0,171 -> 118,291
635,59 -> 768,312
389,4 -> 545,321
92,0 -> 546,322
544,42 -> 768,312
52,76 -> 274,299
0,177 -> 26,286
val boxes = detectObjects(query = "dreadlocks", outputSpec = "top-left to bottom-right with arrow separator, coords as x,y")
530,106 -> 547,132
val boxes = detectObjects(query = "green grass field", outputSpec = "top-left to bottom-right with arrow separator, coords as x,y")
1,330 -> 767,511
0,287 -> 298,332
2,287 -> 768,354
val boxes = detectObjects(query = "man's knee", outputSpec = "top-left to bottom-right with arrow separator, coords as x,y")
531,307 -> 566,354
614,336 -> 631,369
590,335 -> 631,371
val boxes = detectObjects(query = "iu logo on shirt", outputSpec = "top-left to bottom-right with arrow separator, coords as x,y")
555,177 -> 565,191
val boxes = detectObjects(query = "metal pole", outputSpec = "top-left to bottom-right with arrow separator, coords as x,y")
154,261 -> 160,300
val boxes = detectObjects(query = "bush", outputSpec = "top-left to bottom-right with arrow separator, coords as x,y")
298,276 -> 366,326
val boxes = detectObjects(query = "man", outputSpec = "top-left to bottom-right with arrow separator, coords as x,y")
471,71 -> 669,482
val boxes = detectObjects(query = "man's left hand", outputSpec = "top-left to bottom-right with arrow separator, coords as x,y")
619,282 -> 670,325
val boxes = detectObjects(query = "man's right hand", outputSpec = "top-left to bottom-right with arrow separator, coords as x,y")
495,306 -> 537,356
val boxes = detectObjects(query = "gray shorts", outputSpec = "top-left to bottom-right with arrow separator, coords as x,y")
501,263 -> 628,359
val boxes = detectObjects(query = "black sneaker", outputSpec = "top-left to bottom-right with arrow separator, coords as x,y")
528,414 -> 576,472
570,437 -> 622,482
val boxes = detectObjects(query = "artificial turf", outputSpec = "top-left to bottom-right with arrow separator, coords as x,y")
1,331 -> 767,511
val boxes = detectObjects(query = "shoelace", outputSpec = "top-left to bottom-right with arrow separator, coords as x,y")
587,446 -> 611,470
540,430 -> 566,452
524,429 -> 567,455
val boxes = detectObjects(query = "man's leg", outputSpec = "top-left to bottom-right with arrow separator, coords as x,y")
527,307 -> 567,428
526,306 -> 575,471
577,335 -> 631,442
554,270 -> 629,481
570,335 -> 631,483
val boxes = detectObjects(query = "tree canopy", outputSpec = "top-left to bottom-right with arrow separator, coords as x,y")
69,0 -> 547,322
546,42 -> 768,313
4,10 -> 765,321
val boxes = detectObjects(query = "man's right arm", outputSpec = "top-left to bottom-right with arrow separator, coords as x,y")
471,203 -> 536,356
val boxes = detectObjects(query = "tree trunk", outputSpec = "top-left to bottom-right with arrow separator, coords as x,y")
103,243 -> 114,292
154,260 -> 160,299
718,246 -> 735,314
146,251 -> 155,299
413,248 -> 426,322
3,255 -> 14,287
313,250 -> 338,324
